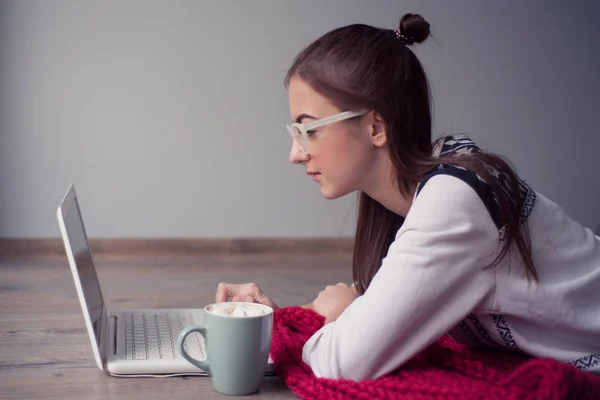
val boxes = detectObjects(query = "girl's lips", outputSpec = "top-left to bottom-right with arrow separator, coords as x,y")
306,171 -> 321,181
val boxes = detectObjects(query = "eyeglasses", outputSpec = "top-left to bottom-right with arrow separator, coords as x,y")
285,110 -> 367,155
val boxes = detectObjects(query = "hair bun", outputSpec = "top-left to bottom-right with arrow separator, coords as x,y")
398,13 -> 430,45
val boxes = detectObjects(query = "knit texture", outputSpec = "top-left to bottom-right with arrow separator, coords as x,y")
269,307 -> 600,400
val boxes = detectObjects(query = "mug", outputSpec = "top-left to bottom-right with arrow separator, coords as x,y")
177,302 -> 274,396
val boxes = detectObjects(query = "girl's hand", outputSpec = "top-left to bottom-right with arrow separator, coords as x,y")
215,282 -> 279,310
313,282 -> 358,324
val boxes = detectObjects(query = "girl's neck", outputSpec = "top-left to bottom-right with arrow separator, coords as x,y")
361,155 -> 415,217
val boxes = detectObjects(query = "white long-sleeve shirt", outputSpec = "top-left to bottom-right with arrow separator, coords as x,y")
302,160 -> 600,381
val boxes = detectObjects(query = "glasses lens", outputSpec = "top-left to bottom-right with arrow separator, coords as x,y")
291,125 -> 308,154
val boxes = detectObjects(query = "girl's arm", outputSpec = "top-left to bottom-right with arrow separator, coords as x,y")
301,174 -> 499,381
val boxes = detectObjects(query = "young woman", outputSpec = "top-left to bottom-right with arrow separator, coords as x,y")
216,13 -> 600,381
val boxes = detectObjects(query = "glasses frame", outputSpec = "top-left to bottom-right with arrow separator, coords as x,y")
285,110 -> 367,155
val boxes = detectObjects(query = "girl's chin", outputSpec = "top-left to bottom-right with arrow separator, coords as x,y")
319,183 -> 351,200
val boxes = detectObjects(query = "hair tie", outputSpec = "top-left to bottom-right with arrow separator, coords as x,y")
394,28 -> 412,45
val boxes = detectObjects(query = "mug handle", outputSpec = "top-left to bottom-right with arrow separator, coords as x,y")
177,325 -> 210,374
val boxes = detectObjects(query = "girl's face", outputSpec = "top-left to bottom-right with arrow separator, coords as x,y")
287,77 -> 382,199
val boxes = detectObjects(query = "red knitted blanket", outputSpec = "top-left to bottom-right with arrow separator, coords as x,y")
269,307 -> 600,400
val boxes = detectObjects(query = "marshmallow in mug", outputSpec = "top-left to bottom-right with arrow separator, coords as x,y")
208,302 -> 269,317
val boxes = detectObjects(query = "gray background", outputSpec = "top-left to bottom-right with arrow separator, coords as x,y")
1,0 -> 599,239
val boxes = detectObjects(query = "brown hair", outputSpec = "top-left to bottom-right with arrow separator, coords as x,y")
285,13 -> 536,294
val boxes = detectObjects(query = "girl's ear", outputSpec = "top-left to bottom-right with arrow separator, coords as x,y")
368,112 -> 387,147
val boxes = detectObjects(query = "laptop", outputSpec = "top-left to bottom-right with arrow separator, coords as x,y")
56,185 -> 275,377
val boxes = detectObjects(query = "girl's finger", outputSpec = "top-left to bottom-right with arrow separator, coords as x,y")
232,295 -> 255,303
216,282 -> 242,302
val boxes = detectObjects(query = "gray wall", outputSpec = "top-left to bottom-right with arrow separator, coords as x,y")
1,0 -> 599,239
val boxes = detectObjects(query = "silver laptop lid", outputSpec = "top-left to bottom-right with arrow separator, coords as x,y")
57,185 -> 107,370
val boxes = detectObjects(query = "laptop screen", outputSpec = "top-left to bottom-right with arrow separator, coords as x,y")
63,195 -> 105,348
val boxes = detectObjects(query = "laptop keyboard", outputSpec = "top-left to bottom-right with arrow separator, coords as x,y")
123,312 -> 205,360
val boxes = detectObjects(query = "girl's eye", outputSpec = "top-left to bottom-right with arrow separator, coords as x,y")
306,130 -> 316,136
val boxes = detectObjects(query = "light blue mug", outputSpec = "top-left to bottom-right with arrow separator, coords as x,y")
177,302 -> 274,396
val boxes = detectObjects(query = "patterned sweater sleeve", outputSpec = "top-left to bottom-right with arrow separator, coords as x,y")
301,173 -> 500,381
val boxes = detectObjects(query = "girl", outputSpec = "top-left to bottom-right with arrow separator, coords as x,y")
216,13 -> 600,381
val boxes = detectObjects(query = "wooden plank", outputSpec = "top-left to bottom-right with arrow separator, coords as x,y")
0,238 -> 354,261
0,255 -> 351,399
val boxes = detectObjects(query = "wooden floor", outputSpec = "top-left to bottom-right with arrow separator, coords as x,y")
0,254 -> 352,399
